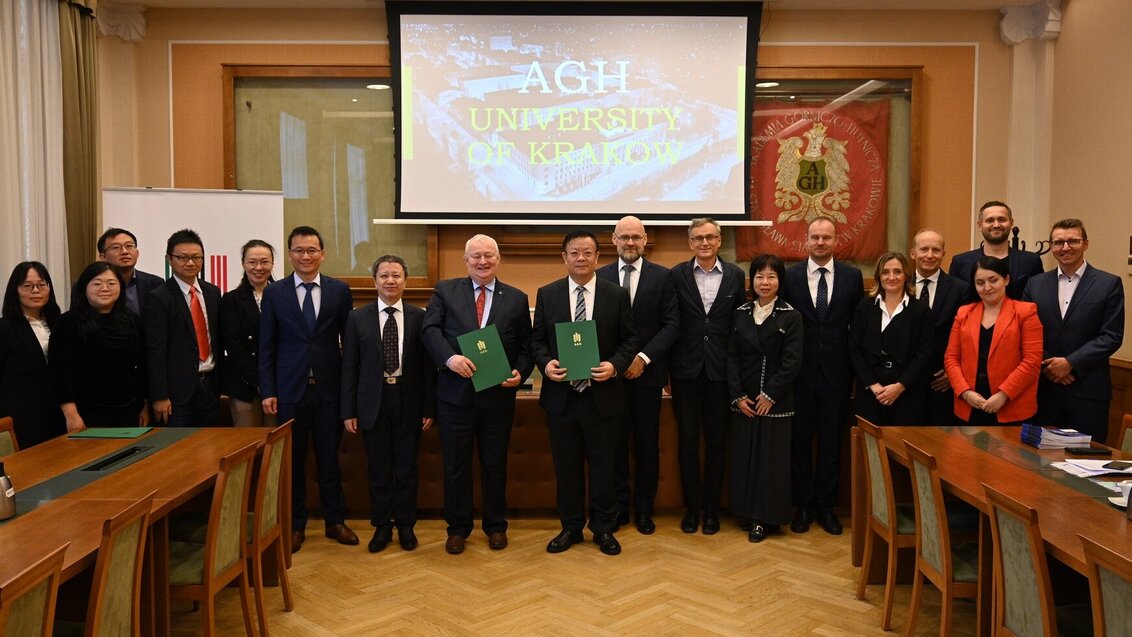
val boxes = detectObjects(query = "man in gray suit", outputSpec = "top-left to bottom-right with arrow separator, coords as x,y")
1023,219 -> 1125,442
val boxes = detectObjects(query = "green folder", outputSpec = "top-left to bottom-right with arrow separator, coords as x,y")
555,320 -> 600,382
69,427 -> 151,439
456,324 -> 513,392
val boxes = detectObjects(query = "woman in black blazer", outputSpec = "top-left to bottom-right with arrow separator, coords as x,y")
849,251 -> 933,425
0,262 -> 66,447
726,254 -> 803,543
221,239 -> 275,426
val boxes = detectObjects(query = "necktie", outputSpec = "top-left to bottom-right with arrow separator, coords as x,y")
621,264 -> 634,304
301,282 -> 317,334
189,286 -> 210,362
919,279 -> 931,305
571,285 -> 588,392
475,285 -> 487,327
382,307 -> 398,374
816,267 -> 829,320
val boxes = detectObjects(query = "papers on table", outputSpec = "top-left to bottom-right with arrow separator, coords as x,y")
1052,459 -> 1132,484
1021,423 -> 1091,449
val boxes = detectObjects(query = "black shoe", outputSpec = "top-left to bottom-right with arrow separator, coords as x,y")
546,529 -> 584,554
635,513 -> 656,535
790,507 -> 813,534
748,522 -> 768,543
816,509 -> 843,535
593,532 -> 622,556
702,512 -> 720,535
680,509 -> 699,534
398,528 -> 418,551
368,527 -> 392,553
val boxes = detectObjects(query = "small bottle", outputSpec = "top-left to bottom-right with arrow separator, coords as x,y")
0,461 -> 14,521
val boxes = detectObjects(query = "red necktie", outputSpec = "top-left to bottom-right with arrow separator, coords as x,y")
475,285 -> 487,327
189,287 -> 210,362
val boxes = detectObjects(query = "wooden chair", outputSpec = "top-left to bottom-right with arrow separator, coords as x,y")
903,442 -> 980,637
1080,534 -> 1132,637
247,421 -> 294,637
168,441 -> 259,636
82,494 -> 155,636
1119,414 -> 1132,454
855,417 -> 916,630
0,543 -> 69,636
0,416 -> 19,457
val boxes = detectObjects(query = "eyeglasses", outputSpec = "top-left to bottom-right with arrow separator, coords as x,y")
243,259 -> 273,268
103,242 -> 137,253
19,283 -> 50,292
565,250 -> 596,260
1051,238 -> 1084,249
290,248 -> 323,257
89,280 -> 120,289
614,234 -> 645,243
170,254 -> 204,264
690,234 -> 720,244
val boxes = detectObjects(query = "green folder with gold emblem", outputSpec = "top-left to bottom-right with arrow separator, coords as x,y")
555,320 -> 599,382
456,324 -> 513,392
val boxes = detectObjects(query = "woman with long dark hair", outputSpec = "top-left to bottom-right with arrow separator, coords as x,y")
49,262 -> 149,430
221,239 -> 276,426
0,262 -> 66,446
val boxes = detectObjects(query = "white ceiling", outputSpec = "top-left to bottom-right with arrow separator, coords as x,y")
134,0 -> 1014,11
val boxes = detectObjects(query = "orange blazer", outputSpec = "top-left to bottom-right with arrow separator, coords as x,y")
944,297 -> 1043,423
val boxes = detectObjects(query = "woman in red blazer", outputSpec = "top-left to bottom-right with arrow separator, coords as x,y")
944,256 -> 1043,424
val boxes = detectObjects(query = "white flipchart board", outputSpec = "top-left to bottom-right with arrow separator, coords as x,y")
102,188 -> 284,293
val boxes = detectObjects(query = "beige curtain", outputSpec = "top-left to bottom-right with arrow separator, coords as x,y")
58,0 -> 98,280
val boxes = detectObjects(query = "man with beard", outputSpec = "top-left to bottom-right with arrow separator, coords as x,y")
596,216 -> 679,535
947,201 -> 1044,300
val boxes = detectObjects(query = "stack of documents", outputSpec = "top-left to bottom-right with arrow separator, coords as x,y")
1053,459 -> 1132,482
1020,423 -> 1091,449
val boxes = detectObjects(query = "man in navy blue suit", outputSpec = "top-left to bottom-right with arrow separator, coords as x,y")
783,217 -> 863,536
260,226 -> 357,552
1023,219 -> 1125,442
596,216 -> 679,535
948,201 -> 1044,300
910,229 -> 970,425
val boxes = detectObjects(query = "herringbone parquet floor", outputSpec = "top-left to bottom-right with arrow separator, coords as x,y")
170,515 -> 975,636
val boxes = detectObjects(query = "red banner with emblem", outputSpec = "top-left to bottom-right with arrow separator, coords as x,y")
737,100 -> 890,262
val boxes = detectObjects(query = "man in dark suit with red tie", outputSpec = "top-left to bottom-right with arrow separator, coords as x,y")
143,229 -> 222,427
422,234 -> 533,554
260,226 -> 357,552
530,230 -> 638,556
910,229 -> 970,425
596,216 -> 679,535
783,217 -> 864,536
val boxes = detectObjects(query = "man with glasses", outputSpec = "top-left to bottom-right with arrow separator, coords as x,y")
82,228 -> 163,315
142,229 -> 222,426
260,225 -> 357,552
669,218 -> 745,535
596,216 -> 679,534
948,201 -> 1044,300
1022,219 -> 1125,442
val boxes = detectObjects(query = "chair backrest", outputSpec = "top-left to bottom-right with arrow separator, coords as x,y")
1120,414 -> 1132,455
857,417 -> 898,531
0,416 -> 19,457
85,494 -> 154,637
1081,534 -> 1132,637
251,421 -> 291,544
984,484 -> 1057,637
0,543 -> 69,636
203,441 -> 258,583
905,441 -> 952,583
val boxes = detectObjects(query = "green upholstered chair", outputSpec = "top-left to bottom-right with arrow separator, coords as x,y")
0,543 -> 68,636
248,421 -> 294,637
855,417 -> 917,631
77,494 -> 154,637
1081,534 -> 1132,637
903,442 -> 980,637
168,441 -> 259,637
0,416 -> 19,457
1119,414 -> 1132,454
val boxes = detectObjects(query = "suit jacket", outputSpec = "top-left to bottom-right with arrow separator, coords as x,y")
421,277 -> 533,408
220,282 -> 263,402
783,260 -> 865,390
0,317 -> 65,447
529,277 -> 639,418
596,258 -> 680,387
258,274 -> 353,404
143,277 -> 223,406
668,257 -> 746,381
948,246 -> 1044,301
849,296 -> 934,423
340,301 -> 436,430
1022,265 -> 1125,401
726,301 -> 803,416
944,297 -> 1043,422
924,271 -> 970,372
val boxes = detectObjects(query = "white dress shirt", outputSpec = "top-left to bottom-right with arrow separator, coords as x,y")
174,276 -> 215,372
377,297 -> 404,377
806,258 -> 836,308
1057,262 -> 1087,319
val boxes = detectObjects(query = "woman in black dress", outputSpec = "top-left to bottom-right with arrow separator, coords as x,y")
50,262 -> 149,431
727,254 -> 803,543
0,262 -> 66,447
849,251 -> 934,425
220,239 -> 276,426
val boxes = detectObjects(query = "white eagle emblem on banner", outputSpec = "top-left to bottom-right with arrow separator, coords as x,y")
773,123 -> 850,224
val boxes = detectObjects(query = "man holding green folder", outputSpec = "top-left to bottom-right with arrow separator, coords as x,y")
530,230 -> 639,557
